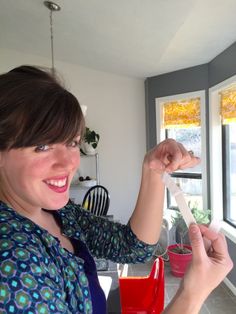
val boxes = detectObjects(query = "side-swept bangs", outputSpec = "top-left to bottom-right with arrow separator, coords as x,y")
0,66 -> 85,150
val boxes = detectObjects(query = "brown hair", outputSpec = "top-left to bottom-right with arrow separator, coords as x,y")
0,65 -> 85,150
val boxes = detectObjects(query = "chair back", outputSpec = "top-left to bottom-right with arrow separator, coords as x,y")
82,185 -> 110,216
119,257 -> 165,313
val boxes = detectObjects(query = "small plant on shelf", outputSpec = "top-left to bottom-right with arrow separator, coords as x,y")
84,127 -> 100,149
80,127 -> 100,155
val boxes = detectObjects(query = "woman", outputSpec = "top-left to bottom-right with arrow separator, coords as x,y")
0,65 -> 232,313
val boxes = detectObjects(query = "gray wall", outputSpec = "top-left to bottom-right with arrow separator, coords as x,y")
145,64 -> 208,150
145,41 -> 236,287
209,42 -> 236,87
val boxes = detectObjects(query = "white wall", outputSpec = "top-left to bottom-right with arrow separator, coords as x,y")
0,48 -> 146,223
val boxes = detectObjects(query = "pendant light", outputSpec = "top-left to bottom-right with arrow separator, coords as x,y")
44,1 -> 61,76
43,1 -> 88,117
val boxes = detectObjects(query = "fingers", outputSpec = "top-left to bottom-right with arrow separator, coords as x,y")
199,225 -> 230,257
145,139 -> 201,173
164,142 -> 200,172
188,224 -> 208,261
165,149 -> 183,172
178,156 -> 201,170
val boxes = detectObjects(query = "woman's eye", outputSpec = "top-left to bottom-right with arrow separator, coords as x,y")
34,145 -> 50,152
69,140 -> 79,148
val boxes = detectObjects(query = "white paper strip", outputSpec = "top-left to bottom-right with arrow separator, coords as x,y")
162,172 -> 196,228
162,172 -> 221,233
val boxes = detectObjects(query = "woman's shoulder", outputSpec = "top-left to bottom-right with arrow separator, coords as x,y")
0,202 -> 57,253
0,201 -> 34,230
0,202 -> 33,234
60,200 -> 93,219
58,201 -> 93,237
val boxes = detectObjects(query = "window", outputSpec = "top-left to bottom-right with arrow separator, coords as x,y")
156,91 -> 207,212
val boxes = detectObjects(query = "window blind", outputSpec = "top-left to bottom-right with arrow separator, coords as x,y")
163,97 -> 200,128
220,86 -> 236,124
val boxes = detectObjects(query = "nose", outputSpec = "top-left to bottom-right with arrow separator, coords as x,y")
53,146 -> 80,170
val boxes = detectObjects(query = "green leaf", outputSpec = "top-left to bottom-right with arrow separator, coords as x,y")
83,127 -> 100,146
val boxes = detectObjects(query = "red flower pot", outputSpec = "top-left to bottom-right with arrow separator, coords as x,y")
167,244 -> 192,277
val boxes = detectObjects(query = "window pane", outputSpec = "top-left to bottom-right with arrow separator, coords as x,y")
167,176 -> 203,210
166,127 -> 203,210
225,124 -> 236,226
167,128 -> 202,173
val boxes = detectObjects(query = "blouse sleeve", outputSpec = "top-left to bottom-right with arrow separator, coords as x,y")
66,203 -> 157,264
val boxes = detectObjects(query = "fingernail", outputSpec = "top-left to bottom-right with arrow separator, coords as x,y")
190,223 -> 198,233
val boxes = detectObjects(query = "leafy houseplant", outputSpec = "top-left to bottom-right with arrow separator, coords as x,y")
167,207 -> 211,277
171,207 -> 211,254
80,127 -> 100,155
84,127 -> 100,149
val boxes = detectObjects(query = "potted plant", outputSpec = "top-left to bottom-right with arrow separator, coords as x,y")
80,127 -> 100,155
167,207 -> 211,277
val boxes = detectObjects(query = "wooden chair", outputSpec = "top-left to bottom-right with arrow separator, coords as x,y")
82,185 -> 110,216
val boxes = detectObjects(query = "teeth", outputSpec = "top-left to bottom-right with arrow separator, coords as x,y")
46,178 -> 67,187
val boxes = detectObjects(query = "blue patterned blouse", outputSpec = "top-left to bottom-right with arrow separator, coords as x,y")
0,201 -> 156,313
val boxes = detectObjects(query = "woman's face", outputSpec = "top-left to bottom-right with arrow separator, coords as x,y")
0,137 -> 80,212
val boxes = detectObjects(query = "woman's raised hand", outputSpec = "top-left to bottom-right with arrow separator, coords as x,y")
144,139 -> 200,173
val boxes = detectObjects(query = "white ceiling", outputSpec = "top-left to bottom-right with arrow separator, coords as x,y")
1,0 -> 236,78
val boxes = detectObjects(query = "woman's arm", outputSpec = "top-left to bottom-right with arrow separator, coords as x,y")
129,139 -> 200,244
71,204 -> 157,263
163,224 -> 233,313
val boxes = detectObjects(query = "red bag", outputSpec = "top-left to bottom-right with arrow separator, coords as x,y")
119,257 -> 165,313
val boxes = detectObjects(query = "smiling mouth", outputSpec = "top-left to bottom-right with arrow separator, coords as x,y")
45,178 -> 67,187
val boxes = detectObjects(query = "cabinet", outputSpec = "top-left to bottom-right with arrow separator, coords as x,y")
69,153 -> 100,204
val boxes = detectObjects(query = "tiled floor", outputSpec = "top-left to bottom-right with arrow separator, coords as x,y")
126,258 -> 236,313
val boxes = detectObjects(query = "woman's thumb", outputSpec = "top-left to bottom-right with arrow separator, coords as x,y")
189,224 -> 207,261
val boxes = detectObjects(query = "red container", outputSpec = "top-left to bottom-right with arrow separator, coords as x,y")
119,257 -> 164,314
167,244 -> 192,277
